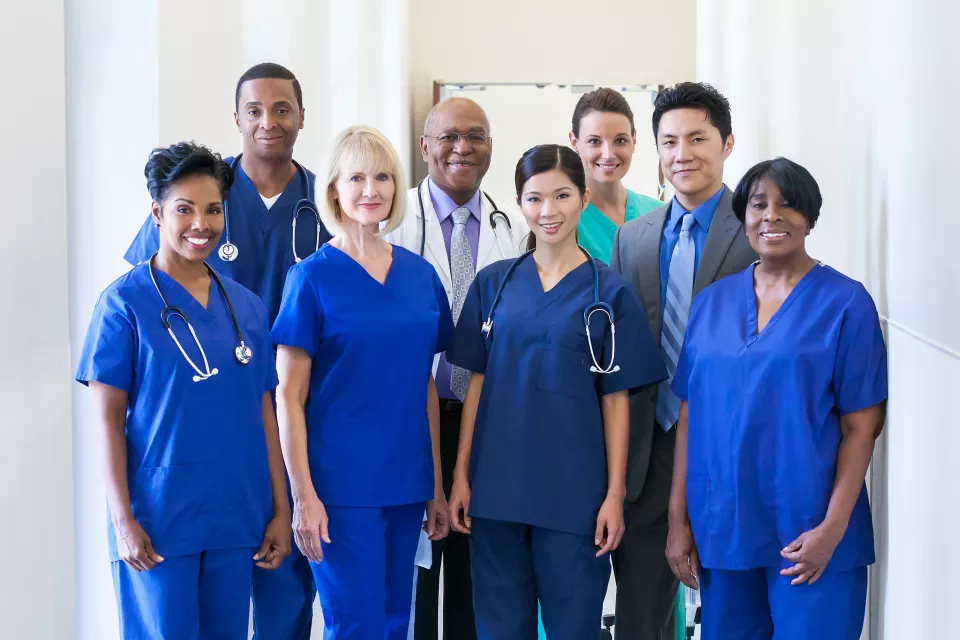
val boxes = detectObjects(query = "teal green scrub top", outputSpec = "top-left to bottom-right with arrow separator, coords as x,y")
577,189 -> 663,264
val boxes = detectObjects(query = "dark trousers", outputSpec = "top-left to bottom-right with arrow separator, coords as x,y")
612,425 -> 679,639
414,399 -> 477,640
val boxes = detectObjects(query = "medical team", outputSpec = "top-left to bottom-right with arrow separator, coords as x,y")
76,62 -> 887,640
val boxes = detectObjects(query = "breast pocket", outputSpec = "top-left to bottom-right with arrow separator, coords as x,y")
534,326 -> 598,401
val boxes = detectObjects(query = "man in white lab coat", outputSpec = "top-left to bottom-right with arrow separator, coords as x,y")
387,97 -> 528,640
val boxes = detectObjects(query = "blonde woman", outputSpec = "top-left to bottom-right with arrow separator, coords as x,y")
272,126 -> 453,638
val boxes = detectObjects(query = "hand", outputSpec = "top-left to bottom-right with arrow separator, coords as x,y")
448,477 -> 472,534
666,520 -> 700,589
780,522 -> 843,585
424,492 -> 450,542
254,513 -> 293,570
115,519 -> 164,572
595,495 -> 625,557
292,493 -> 331,563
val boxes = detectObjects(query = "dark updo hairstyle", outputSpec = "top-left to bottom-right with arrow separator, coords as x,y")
144,141 -> 233,207
731,157 -> 822,229
571,87 -> 636,138
515,144 -> 587,251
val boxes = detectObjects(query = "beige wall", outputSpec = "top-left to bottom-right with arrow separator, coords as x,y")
409,0 -> 698,178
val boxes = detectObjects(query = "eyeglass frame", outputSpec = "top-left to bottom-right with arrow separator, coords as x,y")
422,130 -> 492,148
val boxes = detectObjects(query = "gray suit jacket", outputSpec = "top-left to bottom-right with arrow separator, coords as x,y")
611,187 -> 758,508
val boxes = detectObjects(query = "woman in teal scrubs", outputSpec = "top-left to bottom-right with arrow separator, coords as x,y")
569,87 -> 663,263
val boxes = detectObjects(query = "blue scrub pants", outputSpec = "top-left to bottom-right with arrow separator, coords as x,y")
252,538 -> 317,639
699,566 -> 868,640
311,503 -> 425,640
470,518 -> 610,640
111,546 -> 255,639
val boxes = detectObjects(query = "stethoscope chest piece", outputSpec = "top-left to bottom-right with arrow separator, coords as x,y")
218,242 -> 238,262
235,344 -> 253,365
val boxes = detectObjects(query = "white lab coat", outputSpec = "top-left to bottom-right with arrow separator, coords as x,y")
387,180 -> 530,378
385,180 -> 529,574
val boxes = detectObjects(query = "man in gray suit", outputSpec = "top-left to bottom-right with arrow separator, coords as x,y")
610,82 -> 758,638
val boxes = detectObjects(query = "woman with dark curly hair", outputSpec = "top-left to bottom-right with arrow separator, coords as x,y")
76,142 -> 290,638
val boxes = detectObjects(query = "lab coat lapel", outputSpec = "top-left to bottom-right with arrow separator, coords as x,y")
477,194 -> 496,270
420,192 -> 452,291
694,188 -> 740,296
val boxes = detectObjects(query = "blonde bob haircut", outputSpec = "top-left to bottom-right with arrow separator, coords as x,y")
319,125 -> 406,236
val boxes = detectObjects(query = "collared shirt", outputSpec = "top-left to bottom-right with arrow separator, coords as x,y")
428,177 -> 481,271
659,186 -> 725,312
427,177 -> 482,400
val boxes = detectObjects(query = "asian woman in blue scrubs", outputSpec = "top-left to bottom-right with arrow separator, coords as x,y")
272,125 -> 453,639
445,144 -> 667,639
76,142 -> 291,638
125,63 -> 327,639
667,158 -> 887,640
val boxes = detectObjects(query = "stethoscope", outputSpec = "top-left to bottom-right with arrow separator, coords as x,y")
218,155 -> 324,264
481,247 -> 620,374
415,179 -> 517,260
148,255 -> 253,383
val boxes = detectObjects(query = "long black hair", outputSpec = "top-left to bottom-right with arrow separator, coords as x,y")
515,144 -> 587,251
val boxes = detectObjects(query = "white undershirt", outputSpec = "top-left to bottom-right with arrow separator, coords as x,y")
260,193 -> 281,210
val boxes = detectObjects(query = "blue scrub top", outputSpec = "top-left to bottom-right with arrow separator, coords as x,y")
124,157 -> 328,325
271,244 -> 453,507
672,263 -> 888,572
446,256 -> 667,536
76,264 -> 278,561
577,189 -> 663,264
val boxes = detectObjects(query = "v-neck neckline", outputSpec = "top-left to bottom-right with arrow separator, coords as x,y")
745,262 -> 822,339
150,266 -> 217,315
328,244 -> 396,288
529,253 -> 592,295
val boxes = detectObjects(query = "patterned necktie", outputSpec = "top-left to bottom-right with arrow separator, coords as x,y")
657,213 -> 696,431
449,207 -> 475,401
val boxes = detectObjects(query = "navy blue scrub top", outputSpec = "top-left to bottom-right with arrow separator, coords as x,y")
271,244 -> 453,508
75,265 -> 277,560
124,157 -> 328,325
446,256 -> 667,536
672,263 -> 888,571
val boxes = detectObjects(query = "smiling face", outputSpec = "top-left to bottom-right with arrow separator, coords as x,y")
421,98 -> 492,201
570,110 -> 636,185
519,168 -> 590,249
656,107 -> 733,206
331,169 -> 397,231
152,173 -> 225,264
744,176 -> 811,260
234,78 -> 304,161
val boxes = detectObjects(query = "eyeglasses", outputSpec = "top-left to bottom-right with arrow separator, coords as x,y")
424,131 -> 491,148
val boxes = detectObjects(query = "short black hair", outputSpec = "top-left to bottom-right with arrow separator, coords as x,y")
652,82 -> 732,143
235,62 -> 303,112
732,157 -> 822,228
144,141 -> 233,205
571,87 -> 635,137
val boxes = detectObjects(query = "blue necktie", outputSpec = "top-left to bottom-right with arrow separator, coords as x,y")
657,213 -> 695,431
449,207 -> 475,401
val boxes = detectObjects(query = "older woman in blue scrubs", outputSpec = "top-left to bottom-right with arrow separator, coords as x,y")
77,142 -> 291,638
667,157 -> 887,640
272,125 -> 453,639
446,144 -> 666,639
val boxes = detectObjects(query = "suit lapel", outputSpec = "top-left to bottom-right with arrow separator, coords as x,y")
635,206 -> 669,338
694,188 -> 741,295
